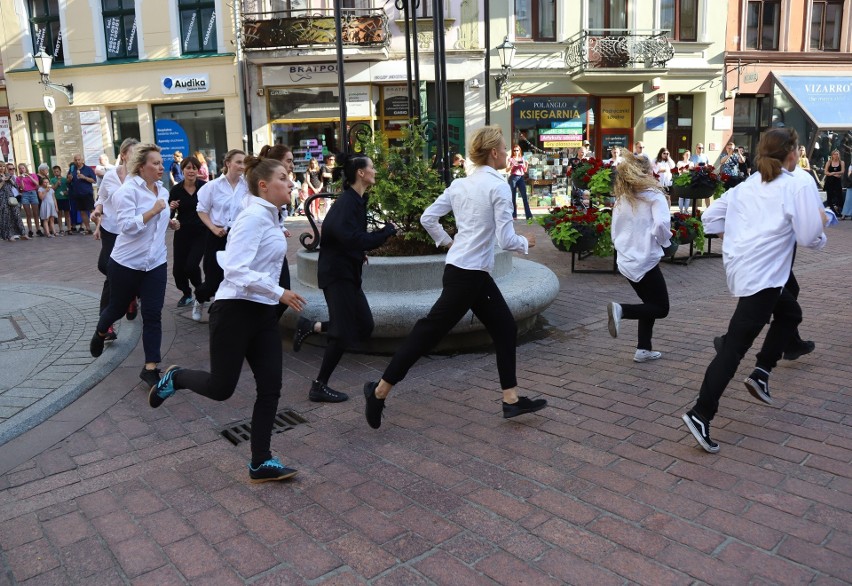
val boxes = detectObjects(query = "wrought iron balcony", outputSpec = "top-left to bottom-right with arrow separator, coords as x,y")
242,7 -> 390,50
564,29 -> 674,73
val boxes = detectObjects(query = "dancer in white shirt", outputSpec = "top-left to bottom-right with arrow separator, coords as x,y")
193,149 -> 248,321
363,125 -> 546,429
606,154 -> 672,363
148,156 -> 307,483
89,144 -> 180,388
682,128 -> 827,454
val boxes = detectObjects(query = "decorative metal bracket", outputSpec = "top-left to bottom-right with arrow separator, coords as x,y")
298,192 -> 338,251
495,68 -> 510,98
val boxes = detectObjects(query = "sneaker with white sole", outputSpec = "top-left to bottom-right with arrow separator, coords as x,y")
149,365 -> 182,408
681,410 -> 720,453
191,300 -> 204,322
607,302 -> 622,338
744,369 -> 773,405
634,349 -> 662,363
248,458 -> 298,483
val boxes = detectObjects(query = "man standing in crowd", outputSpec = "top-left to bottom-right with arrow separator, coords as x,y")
170,151 -> 184,186
690,142 -> 709,166
68,154 -> 97,234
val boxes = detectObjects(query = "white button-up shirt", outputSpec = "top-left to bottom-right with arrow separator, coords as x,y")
420,165 -> 529,274
702,169 -> 826,298
196,174 -> 248,229
214,196 -> 287,305
611,189 -> 672,282
110,175 -> 171,271
96,168 -> 127,234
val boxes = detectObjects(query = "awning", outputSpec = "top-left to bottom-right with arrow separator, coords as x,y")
774,74 -> 852,130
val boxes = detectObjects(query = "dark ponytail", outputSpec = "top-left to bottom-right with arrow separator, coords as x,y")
244,155 -> 284,195
258,144 -> 291,161
333,153 -> 370,188
755,128 -> 798,183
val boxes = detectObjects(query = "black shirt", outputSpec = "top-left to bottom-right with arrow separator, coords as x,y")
317,187 -> 395,288
169,179 -> 206,230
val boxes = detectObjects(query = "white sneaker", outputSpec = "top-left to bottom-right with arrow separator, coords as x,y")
607,302 -> 622,338
634,349 -> 662,363
191,300 -> 204,322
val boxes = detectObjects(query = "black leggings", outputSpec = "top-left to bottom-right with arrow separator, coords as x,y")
96,228 -> 117,313
620,265 -> 670,351
274,260 -> 291,320
695,286 -> 801,421
174,300 -> 282,465
383,264 -> 518,389
196,232 -> 227,303
316,281 -> 374,384
172,226 -> 205,298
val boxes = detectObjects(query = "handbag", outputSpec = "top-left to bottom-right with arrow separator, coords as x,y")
8,195 -> 18,206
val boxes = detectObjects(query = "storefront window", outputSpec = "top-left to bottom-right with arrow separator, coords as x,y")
153,101 -> 227,184
103,0 -> 138,60
178,0 -> 217,54
111,109 -> 141,157
29,0 -> 63,63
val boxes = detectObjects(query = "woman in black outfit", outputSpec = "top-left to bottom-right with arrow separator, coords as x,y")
293,154 -> 396,403
169,156 -> 207,307
822,149 -> 845,216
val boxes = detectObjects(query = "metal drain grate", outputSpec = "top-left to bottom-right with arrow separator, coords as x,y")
220,409 -> 307,446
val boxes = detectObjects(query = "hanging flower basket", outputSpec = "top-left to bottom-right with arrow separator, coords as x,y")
551,232 -> 599,253
670,183 -> 716,200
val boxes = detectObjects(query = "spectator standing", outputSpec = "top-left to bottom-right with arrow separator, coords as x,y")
169,151 -> 184,186
633,141 -> 650,162
194,151 -> 210,182
302,157 -> 323,219
147,157 -> 306,484
690,143 -> 709,167
68,154 -> 97,234
675,150 -> 694,214
719,141 -> 744,188
652,147 -> 675,190
51,165 -> 71,235
193,149 -> 248,321
507,145 -> 532,220
361,125 -> 543,429
0,165 -> 28,241
737,146 -> 752,177
95,154 -> 114,189
842,165 -> 852,219
15,163 -> 41,237
607,154 -> 672,363
89,144 -> 180,389
606,146 -> 625,166
169,156 -> 207,308
681,128 -> 827,454
823,149 -> 845,216
37,176 -> 59,237
292,154 -> 396,403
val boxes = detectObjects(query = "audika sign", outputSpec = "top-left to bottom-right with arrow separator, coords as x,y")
162,74 -> 210,95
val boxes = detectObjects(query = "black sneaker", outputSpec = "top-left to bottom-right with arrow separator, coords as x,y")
363,381 -> 385,429
90,330 -> 106,357
126,299 -> 138,321
139,367 -> 162,389
783,340 -> 815,361
681,409 -> 720,453
308,380 -> 349,403
293,317 -> 314,352
744,369 -> 773,405
176,295 -> 193,308
713,335 -> 724,354
104,326 -> 118,341
248,458 -> 298,483
149,365 -> 181,408
503,396 -> 548,419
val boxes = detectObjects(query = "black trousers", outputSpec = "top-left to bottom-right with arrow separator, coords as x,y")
316,280 -> 374,384
97,260 -> 167,364
383,264 -> 518,389
174,300 -> 282,465
274,260 -> 291,320
196,231 -> 227,303
620,265 -> 670,351
694,286 -> 801,421
172,225 -> 205,298
96,228 -> 118,313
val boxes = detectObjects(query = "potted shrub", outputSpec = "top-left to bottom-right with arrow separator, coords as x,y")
671,211 -> 706,251
671,164 -> 725,201
538,205 -> 613,255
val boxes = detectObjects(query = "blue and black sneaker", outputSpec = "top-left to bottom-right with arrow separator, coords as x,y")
248,458 -> 298,483
148,365 -> 182,408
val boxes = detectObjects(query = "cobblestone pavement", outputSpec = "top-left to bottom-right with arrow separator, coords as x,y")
0,219 -> 849,585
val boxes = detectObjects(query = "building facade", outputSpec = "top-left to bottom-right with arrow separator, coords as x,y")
0,0 -> 241,175
722,0 -> 852,173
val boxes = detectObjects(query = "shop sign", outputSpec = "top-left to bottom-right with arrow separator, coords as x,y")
602,134 -> 630,151
155,119 -> 190,172
600,97 -> 632,129
383,86 -> 409,117
775,75 -> 852,127
645,116 -> 665,131
161,74 -> 210,95
346,87 -> 373,118
512,96 -> 589,153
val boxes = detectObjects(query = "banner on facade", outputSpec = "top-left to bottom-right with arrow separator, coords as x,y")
0,117 -> 15,164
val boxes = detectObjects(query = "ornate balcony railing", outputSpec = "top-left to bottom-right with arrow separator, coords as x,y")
242,8 -> 389,50
564,29 -> 674,72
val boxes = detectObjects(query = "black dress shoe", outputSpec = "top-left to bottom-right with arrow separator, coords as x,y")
139,367 -> 162,389
783,340 -> 815,361
363,381 -> 385,429
503,396 -> 548,419
90,331 -> 105,357
308,380 -> 349,403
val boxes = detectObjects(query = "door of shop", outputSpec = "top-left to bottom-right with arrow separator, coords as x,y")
29,111 -> 56,168
666,95 -> 693,158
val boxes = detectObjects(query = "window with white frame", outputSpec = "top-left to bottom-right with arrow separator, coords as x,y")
745,0 -> 781,50
29,0 -> 63,63
810,0 -> 843,51
588,0 -> 628,31
102,0 -> 138,59
515,0 -> 556,41
660,0 -> 698,41
179,0 -> 217,53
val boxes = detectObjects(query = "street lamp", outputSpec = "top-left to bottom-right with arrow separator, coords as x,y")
494,36 -> 516,99
33,51 -> 73,104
